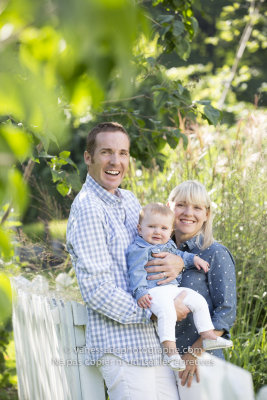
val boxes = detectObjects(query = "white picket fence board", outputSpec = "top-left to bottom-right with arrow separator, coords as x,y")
195,352 -> 255,400
11,276 -> 106,400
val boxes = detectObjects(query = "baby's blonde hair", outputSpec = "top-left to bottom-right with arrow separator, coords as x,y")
168,180 -> 214,249
139,203 -> 175,228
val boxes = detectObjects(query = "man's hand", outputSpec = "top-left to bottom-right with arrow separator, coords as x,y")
174,291 -> 190,321
145,252 -> 184,285
137,294 -> 152,309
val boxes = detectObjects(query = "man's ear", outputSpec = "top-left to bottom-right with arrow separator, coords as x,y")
84,151 -> 92,168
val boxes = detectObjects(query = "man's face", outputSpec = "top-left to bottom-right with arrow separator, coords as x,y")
84,130 -> 130,194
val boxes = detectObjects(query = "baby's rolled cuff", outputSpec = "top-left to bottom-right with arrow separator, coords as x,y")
134,287 -> 149,302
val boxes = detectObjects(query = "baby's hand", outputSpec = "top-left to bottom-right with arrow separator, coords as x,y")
194,256 -> 209,273
138,294 -> 152,309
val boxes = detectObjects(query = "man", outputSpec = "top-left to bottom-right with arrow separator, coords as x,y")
67,122 -> 188,399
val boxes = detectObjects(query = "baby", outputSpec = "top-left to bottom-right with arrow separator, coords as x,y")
126,203 -> 233,371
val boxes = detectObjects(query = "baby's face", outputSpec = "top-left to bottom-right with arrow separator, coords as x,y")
138,212 -> 173,245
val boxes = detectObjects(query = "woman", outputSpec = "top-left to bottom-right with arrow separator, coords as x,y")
146,180 -> 236,398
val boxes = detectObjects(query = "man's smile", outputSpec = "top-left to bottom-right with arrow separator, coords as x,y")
105,170 -> 120,175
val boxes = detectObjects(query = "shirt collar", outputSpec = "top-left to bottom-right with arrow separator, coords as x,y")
184,236 -> 199,250
134,236 -> 175,250
85,174 -> 123,206
172,234 -> 202,251
134,236 -> 152,248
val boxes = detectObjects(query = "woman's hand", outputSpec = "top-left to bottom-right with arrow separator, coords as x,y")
178,353 -> 200,388
145,252 -> 184,284
174,291 -> 190,321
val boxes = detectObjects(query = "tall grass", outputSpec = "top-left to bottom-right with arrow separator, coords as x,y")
124,109 -> 267,391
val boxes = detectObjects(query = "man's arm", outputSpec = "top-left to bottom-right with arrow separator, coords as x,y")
67,204 -> 151,325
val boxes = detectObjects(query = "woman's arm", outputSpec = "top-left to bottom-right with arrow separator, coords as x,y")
208,245 -> 236,335
179,244 -> 236,387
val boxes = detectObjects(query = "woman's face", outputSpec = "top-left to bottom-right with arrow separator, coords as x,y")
168,199 -> 208,240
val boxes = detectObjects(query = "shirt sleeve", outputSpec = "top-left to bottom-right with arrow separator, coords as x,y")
127,245 -> 150,301
174,249 -> 195,268
67,204 -> 151,325
207,245 -> 236,335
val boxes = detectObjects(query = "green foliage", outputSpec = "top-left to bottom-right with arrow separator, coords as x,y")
186,0 -> 267,107
0,327 -> 12,389
152,0 -> 198,59
0,0 -> 149,257
47,151 -> 82,196
0,274 -> 12,325
23,219 -> 67,242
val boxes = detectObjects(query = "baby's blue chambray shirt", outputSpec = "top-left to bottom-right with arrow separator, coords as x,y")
127,236 -> 195,301
175,236 -> 236,359
66,175 -> 163,366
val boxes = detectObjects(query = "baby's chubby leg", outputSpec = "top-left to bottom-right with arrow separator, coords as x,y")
179,287 -> 214,333
149,285 -> 186,371
149,285 -> 181,343
180,287 -> 233,350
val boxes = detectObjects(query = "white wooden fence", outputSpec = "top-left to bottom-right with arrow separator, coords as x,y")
11,276 -> 105,400
11,275 -> 263,400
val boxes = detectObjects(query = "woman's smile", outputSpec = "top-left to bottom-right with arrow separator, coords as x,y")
168,201 -> 208,242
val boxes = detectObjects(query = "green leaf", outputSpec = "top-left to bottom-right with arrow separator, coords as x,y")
0,228 -> 13,259
0,125 -> 32,162
59,151 -> 71,159
203,105 -> 221,125
173,20 -> 184,38
56,182 -> 70,197
158,15 -> 174,24
66,173 -> 82,192
155,137 -> 166,151
8,169 -> 28,215
51,170 -> 66,183
0,273 -> 12,325
181,133 -> 188,149
166,130 -> 181,149
190,17 -> 198,38
175,38 -> 191,60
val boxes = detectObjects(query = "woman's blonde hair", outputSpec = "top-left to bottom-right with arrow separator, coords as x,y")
168,180 -> 214,249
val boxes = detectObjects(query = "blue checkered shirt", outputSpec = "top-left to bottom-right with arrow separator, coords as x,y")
66,175 -> 163,365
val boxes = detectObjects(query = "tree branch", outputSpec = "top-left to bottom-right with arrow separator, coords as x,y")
218,0 -> 259,109
0,143 -> 43,225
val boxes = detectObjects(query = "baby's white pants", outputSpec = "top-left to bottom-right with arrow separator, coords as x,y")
149,285 -> 214,343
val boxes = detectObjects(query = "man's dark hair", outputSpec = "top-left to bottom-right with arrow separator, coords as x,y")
86,122 -> 130,157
